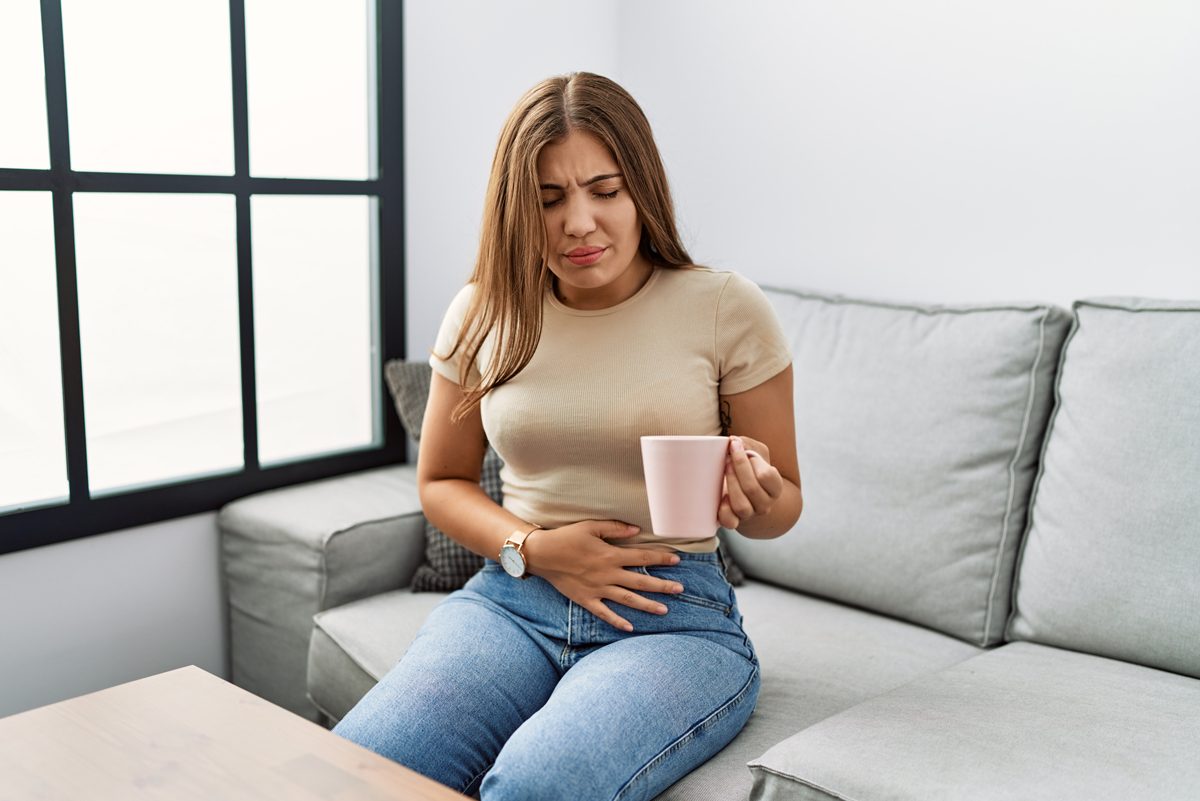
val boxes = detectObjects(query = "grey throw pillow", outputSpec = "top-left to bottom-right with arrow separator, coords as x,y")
384,358 -> 745,588
384,359 -> 497,592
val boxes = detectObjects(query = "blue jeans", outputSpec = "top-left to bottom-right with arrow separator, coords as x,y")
332,551 -> 761,800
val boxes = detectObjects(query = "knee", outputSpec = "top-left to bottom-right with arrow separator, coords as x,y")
480,741 -> 575,801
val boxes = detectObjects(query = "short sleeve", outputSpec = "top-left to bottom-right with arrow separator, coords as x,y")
715,273 -> 792,395
429,283 -> 482,386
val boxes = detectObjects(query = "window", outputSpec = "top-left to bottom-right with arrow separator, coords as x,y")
0,0 -> 405,554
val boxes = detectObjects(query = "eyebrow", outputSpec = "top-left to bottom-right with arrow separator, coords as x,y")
539,173 -> 622,190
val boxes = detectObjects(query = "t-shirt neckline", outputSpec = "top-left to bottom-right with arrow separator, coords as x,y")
546,266 -> 662,317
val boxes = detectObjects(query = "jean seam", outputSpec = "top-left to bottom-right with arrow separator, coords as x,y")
462,759 -> 494,796
611,663 -> 760,801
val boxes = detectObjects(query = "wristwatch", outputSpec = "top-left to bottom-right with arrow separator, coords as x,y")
498,525 -> 541,579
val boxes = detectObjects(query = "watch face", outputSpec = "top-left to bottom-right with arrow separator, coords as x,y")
499,545 -> 525,577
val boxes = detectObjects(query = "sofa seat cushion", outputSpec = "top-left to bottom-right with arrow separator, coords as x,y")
307,589 -> 448,725
749,641 -> 1200,801
308,580 -> 981,800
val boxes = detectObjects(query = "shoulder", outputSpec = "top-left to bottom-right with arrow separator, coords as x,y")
449,281 -> 477,309
655,265 -> 743,297
657,266 -> 770,307
439,282 -> 477,322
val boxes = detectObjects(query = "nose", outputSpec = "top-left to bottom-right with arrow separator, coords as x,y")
562,194 -> 596,239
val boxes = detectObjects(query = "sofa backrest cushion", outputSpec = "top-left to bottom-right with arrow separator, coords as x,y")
724,287 -> 1071,646
1007,298 -> 1200,678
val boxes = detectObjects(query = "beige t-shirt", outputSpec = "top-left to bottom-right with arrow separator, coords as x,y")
430,266 -> 792,553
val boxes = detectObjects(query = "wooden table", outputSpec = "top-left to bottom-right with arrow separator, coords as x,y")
0,666 -> 471,800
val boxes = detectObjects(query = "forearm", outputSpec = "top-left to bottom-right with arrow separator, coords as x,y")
419,478 -> 537,560
736,479 -> 802,539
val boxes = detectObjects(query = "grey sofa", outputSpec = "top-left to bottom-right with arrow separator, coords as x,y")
219,287 -> 1200,800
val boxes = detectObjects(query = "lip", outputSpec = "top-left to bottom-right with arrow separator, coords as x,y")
565,246 -> 606,266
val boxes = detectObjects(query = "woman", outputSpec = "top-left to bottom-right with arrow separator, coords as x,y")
333,72 -> 802,800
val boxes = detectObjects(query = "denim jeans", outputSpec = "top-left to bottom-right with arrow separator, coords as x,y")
332,550 -> 761,800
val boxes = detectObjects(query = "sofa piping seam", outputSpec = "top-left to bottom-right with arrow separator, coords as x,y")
1074,299 -> 1200,314
759,284 -> 1054,317
747,764 -> 862,801
982,306 -> 1051,646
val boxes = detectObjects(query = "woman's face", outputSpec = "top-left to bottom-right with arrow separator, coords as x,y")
537,130 -> 652,309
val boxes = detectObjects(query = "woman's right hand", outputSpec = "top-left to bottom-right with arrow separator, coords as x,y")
523,521 -> 687,632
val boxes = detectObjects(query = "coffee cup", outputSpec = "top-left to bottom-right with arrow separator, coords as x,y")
640,435 -> 731,539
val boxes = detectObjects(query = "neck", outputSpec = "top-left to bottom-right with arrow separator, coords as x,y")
554,256 -> 655,311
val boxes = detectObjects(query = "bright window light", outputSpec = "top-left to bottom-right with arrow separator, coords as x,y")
73,193 -> 243,495
251,194 -> 378,465
0,4 -> 51,169
61,0 -> 234,175
0,192 -> 68,513
245,0 -> 375,179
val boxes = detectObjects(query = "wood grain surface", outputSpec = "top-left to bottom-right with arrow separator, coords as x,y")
0,666 -> 470,801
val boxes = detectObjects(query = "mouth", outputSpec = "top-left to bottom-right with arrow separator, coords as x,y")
565,246 -> 606,266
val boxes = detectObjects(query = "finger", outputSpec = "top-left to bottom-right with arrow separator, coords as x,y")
724,459 -> 757,520
624,549 -> 682,568
754,460 -> 785,501
738,435 -> 771,464
595,521 -> 641,538
605,586 -> 669,616
717,493 -> 741,529
587,600 -> 634,632
729,441 -> 774,514
620,566 -> 686,595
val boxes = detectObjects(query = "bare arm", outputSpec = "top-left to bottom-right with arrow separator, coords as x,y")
718,365 -> 803,539
416,372 -> 532,559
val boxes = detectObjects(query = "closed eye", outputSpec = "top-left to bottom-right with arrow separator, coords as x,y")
541,190 -> 620,209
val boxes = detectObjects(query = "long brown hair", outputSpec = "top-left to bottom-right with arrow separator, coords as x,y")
441,72 -> 694,421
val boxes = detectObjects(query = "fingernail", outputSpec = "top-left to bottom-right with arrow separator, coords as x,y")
670,555 -> 681,564
673,584 -> 685,593
731,437 -> 744,451
627,525 -> 640,533
656,605 -> 668,614
623,622 -> 634,632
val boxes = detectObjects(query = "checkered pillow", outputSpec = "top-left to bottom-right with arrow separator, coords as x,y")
384,359 -> 500,592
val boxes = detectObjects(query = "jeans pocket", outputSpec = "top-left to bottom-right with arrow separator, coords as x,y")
632,564 -> 733,617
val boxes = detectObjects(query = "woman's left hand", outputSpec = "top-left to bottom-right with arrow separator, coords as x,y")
718,435 -> 785,530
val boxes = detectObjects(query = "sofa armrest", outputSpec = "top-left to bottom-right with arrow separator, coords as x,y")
219,463 -> 425,721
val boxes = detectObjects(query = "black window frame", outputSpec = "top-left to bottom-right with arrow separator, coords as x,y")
0,0 -> 407,556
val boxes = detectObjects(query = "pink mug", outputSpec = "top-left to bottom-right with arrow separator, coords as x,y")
640,435 -> 731,539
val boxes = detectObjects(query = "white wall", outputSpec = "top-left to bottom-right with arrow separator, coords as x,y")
406,0 -> 1200,356
0,513 -> 226,717
618,0 -> 1200,306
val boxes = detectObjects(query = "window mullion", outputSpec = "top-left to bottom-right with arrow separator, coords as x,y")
228,0 -> 259,474
40,0 -> 90,506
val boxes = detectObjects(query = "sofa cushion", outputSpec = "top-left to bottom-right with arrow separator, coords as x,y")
384,358 -> 501,592
307,590 -> 447,725
748,641 -> 1200,801
1008,298 -> 1200,679
308,580 -> 981,800
219,464 -> 426,721
725,288 -> 1071,645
